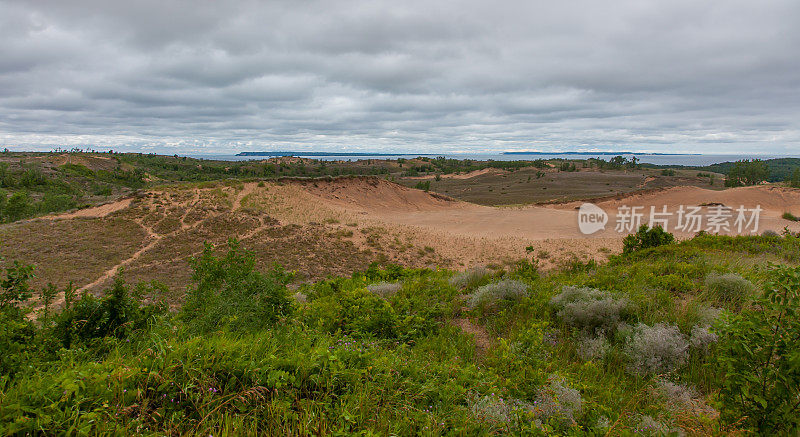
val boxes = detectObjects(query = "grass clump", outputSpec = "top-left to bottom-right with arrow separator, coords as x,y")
782,211 -> 799,221
704,272 -> 756,306
467,279 -> 528,310
448,266 -> 490,289
532,375 -> 583,427
366,281 -> 402,298
625,323 -> 689,376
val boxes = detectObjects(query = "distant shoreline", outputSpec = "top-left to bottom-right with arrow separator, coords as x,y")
236,151 -> 424,157
236,151 -> 701,157
501,151 -> 701,156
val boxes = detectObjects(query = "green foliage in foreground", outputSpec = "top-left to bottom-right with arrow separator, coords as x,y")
2,234 -> 800,435
717,265 -> 800,433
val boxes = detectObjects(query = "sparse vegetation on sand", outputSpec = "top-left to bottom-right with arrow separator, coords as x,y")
2,230 -> 800,435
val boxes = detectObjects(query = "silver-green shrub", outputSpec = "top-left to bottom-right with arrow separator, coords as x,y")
636,415 -> 684,436
625,323 -> 689,376
532,375 -> 583,425
577,335 -> 610,361
366,282 -> 401,298
704,272 -> 755,304
469,393 -> 533,425
689,324 -> 718,352
449,267 -> 490,289
467,279 -> 528,309
550,286 -> 630,332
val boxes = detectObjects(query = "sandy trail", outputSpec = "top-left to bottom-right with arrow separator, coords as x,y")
405,168 -> 507,180
232,182 -> 258,210
43,198 -> 133,220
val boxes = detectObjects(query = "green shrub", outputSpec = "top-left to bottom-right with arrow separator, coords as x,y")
782,211 -> 799,221
791,168 -> 800,188
0,260 -> 36,381
36,193 -> 77,214
305,286 -> 399,338
52,277 -> 166,349
181,240 -> 293,333
414,180 -> 431,191
717,265 -> 800,433
4,191 -> 31,221
622,225 -> 675,254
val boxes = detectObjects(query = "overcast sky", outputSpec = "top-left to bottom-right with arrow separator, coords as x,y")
1,0 -> 799,155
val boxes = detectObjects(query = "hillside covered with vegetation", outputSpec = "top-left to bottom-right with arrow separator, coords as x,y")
2,227 -> 799,435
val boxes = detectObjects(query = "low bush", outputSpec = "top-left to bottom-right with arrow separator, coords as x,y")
651,379 -> 713,415
576,335 -> 610,361
449,267 -> 490,289
704,272 -> 755,306
52,277 -> 166,349
467,279 -> 528,309
532,375 -> 583,426
367,281 -> 402,298
306,287 -> 399,338
625,323 -> 689,376
688,324 -> 718,352
782,211 -> 799,221
623,225 -> 675,254
549,286 -> 630,333
635,415 -> 682,436
469,393 -> 531,426
180,239 -> 293,333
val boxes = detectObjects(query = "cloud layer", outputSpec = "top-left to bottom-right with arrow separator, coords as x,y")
1,0 -> 799,154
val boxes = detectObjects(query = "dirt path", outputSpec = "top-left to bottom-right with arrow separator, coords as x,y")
75,234 -> 161,293
232,182 -> 258,211
42,198 -> 133,220
452,318 -> 494,355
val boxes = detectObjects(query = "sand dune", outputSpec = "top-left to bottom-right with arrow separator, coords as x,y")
592,185 -> 800,215
298,178 -> 800,244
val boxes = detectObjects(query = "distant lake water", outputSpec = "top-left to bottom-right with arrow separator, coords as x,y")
185,153 -> 800,167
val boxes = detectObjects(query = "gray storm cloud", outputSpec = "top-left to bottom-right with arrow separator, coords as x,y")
0,0 -> 799,154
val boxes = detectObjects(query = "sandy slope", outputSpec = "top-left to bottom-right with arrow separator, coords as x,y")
297,179 -> 800,263
404,168 -> 507,180
44,198 -> 133,220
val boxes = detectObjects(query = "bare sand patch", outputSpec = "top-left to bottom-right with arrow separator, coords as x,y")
553,185 -> 800,236
45,198 -> 133,220
405,168 -> 507,180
